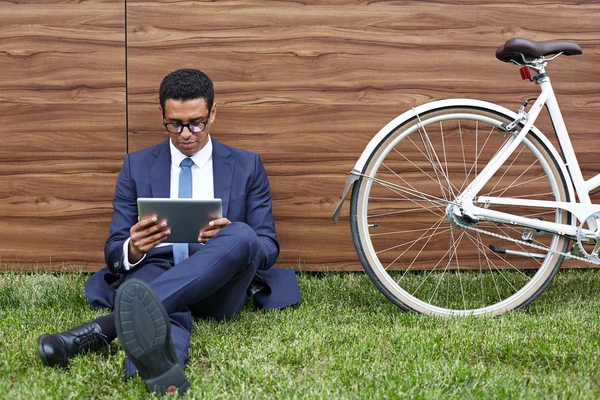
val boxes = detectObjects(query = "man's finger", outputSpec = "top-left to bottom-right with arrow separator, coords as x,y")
137,215 -> 159,228
208,218 -> 231,227
202,229 -> 217,238
134,219 -> 168,237
132,228 -> 170,251
143,233 -> 169,251
146,228 -> 170,243
198,229 -> 220,244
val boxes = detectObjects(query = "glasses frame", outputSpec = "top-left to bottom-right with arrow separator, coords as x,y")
162,115 -> 210,134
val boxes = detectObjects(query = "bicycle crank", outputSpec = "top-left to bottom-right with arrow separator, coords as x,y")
574,211 -> 600,264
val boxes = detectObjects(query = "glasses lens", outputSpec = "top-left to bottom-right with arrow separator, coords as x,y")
189,123 -> 205,133
166,124 -> 182,134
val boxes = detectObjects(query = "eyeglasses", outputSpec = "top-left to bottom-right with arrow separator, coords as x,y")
163,118 -> 209,134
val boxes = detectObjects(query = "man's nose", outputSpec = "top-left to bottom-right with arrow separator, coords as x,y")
180,126 -> 193,138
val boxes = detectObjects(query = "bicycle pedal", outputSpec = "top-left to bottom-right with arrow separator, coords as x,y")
489,244 -> 545,259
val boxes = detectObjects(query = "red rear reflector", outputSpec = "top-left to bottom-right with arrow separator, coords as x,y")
519,66 -> 531,80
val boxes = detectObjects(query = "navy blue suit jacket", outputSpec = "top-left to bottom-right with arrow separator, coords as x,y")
87,138 -> 299,311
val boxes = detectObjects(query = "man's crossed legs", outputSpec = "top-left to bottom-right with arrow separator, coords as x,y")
38,222 -> 261,396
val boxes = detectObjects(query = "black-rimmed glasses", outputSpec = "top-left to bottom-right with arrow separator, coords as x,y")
163,118 -> 209,134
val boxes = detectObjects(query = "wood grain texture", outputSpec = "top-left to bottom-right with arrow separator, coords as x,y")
125,1 -> 600,270
3,0 -> 600,271
0,1 -> 125,270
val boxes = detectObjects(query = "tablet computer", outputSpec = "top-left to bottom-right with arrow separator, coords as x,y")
137,198 -> 222,243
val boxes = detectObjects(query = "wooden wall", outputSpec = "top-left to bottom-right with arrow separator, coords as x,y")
1,1 -> 599,271
0,0 -> 125,270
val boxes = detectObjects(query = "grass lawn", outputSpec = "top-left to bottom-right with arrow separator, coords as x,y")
1,268 -> 600,399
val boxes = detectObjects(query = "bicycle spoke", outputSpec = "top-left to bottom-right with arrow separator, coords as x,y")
361,172 -> 455,209
368,204 -> 443,219
370,224 -> 447,237
381,161 -> 452,212
371,178 -> 446,219
411,229 -> 467,298
376,218 -> 449,257
392,147 -> 459,199
450,227 -> 467,310
494,157 -> 541,198
354,106 -> 568,315
485,175 -> 548,197
403,220 -> 449,271
473,230 -> 494,307
471,230 -> 504,303
464,230 -> 531,288
440,121 -> 453,198
409,115 -> 459,201
461,125 -> 501,193
458,121 -> 469,180
487,144 -> 528,196
417,130 -> 453,201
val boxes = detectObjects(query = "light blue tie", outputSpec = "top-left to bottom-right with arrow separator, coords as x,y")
173,158 -> 194,264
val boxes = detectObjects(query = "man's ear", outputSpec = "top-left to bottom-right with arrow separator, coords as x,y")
209,103 -> 217,123
159,105 -> 164,120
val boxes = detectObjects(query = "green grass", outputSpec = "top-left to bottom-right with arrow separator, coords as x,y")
1,268 -> 600,399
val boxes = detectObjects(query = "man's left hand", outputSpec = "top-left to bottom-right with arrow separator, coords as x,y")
199,217 -> 231,243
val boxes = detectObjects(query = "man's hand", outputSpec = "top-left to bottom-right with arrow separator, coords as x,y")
198,217 -> 231,244
128,215 -> 170,263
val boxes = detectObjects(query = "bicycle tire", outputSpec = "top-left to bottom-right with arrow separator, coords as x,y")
350,104 -> 571,316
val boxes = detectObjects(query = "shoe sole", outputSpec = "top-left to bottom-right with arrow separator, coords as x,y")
115,279 -> 190,396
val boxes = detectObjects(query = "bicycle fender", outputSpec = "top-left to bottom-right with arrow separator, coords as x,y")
332,171 -> 359,223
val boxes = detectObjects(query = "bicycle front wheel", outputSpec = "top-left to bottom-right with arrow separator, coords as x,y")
351,105 -> 571,316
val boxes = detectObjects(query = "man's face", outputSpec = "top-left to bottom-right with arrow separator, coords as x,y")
160,97 -> 216,157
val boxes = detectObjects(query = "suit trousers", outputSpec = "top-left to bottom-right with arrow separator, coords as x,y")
87,222 -> 262,377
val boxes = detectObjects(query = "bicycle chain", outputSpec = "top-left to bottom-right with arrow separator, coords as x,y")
452,215 -> 600,265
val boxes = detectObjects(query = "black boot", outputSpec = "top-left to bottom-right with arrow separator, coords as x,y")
38,322 -> 108,368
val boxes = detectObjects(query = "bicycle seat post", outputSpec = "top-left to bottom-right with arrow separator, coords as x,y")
511,50 -> 592,204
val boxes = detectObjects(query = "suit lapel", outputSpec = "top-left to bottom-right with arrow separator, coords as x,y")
212,139 -> 233,217
150,140 -> 171,198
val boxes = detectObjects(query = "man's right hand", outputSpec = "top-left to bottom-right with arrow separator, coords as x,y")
128,215 -> 170,264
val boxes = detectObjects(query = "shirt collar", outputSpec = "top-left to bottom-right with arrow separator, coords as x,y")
169,135 -> 213,169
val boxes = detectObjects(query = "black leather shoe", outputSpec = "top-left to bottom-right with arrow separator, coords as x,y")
115,279 -> 190,396
38,322 -> 108,368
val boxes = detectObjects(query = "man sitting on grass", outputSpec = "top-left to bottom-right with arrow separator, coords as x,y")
37,68 -> 300,396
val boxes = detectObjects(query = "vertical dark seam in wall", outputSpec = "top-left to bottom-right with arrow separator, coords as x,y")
125,0 -> 129,154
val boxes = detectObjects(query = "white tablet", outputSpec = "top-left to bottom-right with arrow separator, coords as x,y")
137,198 -> 222,243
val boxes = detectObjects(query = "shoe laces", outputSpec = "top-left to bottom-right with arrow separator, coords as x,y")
74,329 -> 109,352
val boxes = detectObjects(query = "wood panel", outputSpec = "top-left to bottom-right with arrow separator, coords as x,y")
0,1 -> 125,270
5,0 -> 598,271
126,1 -> 600,270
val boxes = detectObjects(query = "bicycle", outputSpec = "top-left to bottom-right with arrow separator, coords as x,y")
332,37 -> 599,316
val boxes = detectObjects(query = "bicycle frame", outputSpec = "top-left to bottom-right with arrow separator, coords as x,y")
460,65 -> 600,239
333,59 -> 600,242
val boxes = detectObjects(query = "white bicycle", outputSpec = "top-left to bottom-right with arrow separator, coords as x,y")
333,38 -> 600,316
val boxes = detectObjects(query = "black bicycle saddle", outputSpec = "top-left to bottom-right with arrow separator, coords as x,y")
496,38 -> 582,63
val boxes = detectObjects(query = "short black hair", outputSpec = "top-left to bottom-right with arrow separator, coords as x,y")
159,69 -> 214,115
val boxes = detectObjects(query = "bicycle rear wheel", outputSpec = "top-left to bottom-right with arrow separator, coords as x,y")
351,105 -> 571,316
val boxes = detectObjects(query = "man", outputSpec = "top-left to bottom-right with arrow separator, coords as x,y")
37,69 -> 300,396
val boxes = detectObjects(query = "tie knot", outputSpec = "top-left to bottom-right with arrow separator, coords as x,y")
180,158 -> 194,168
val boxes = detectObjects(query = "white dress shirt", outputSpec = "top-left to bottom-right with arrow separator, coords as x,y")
122,136 -> 215,270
